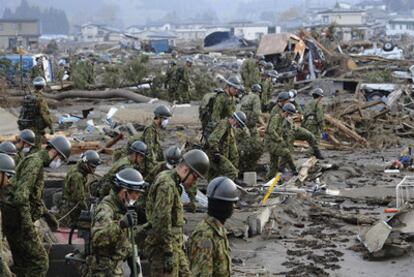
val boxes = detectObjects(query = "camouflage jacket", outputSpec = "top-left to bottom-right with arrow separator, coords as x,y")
90,190 -> 131,264
207,119 -> 239,167
269,103 -> 283,117
292,99 -> 303,114
241,58 -> 260,88
261,78 -> 272,110
264,113 -> 294,152
9,149 -> 49,221
165,64 -> 177,88
145,170 -> 185,254
0,212 -> 12,277
175,66 -> 190,91
34,91 -> 53,130
146,161 -> 169,184
303,99 -> 325,129
139,122 -> 164,164
241,93 -> 262,129
15,146 -> 37,167
98,156 -> 149,199
210,92 -> 236,127
189,215 -> 231,277
59,161 -> 90,226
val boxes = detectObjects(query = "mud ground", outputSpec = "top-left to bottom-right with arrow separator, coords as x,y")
1,99 -> 413,277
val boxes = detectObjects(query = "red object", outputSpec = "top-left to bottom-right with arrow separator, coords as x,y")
384,208 -> 399,213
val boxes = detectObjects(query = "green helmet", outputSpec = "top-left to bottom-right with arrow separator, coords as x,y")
264,62 -> 274,70
165,146 -> 182,166
277,91 -> 290,102
232,111 -> 247,128
114,168 -> 148,192
81,150 -> 101,167
0,153 -> 15,175
182,149 -> 210,178
282,103 -> 297,115
251,84 -> 262,93
0,141 -> 17,156
48,136 -> 72,160
19,129 -> 35,146
129,141 -> 147,156
154,105 -> 172,118
224,75 -> 242,90
312,88 -> 324,97
207,177 -> 239,202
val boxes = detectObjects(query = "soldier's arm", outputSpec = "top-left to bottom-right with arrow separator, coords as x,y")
38,97 -> 53,129
12,158 -> 41,207
252,97 -> 262,123
317,104 -> 325,129
150,182 -> 175,253
142,128 -> 157,163
189,232 -> 214,276
210,95 -> 225,123
207,121 -> 227,153
267,117 -> 284,145
64,172 -> 86,203
91,204 -> 124,249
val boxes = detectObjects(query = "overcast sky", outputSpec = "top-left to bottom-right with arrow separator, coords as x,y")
0,0 -> 363,26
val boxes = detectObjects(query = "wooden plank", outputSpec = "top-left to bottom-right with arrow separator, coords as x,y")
325,114 -> 368,145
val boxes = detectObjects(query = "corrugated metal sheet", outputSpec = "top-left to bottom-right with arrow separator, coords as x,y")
257,33 -> 303,56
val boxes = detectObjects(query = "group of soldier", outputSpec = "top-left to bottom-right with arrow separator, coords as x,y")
0,49 -> 326,277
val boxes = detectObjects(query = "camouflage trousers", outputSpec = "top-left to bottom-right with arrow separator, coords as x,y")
0,212 -> 12,277
266,146 -> 295,180
83,256 -> 124,277
301,123 -> 321,145
1,205 -> 48,277
294,126 -> 320,154
208,154 -> 238,181
147,246 -> 191,277
238,131 -> 263,173
173,86 -> 191,104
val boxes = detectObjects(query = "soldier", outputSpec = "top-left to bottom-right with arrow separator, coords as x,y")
1,136 -> 71,277
0,154 -> 15,277
189,176 -> 239,277
146,149 -> 210,277
115,105 -> 172,164
302,88 -> 325,145
0,141 -> 17,162
29,58 -> 45,80
239,84 -> 264,172
146,145 -> 182,184
32,77 -> 54,148
84,168 -> 148,277
240,52 -> 260,89
14,129 -> 36,165
264,103 -> 298,179
58,150 -> 101,227
98,141 -> 149,199
172,58 -> 192,104
269,91 -> 290,117
261,70 -> 277,112
165,60 -> 177,101
206,111 -> 247,181
289,89 -> 303,114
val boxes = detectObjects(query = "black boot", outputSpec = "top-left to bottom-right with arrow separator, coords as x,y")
314,148 -> 324,160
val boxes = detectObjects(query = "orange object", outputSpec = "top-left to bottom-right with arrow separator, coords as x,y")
384,208 -> 399,213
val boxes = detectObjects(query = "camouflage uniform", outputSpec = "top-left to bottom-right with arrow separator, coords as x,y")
189,215 -> 231,277
172,66 -> 191,104
1,150 -> 49,276
29,65 -> 45,81
264,114 -> 296,179
83,191 -> 133,277
260,78 -> 272,112
291,99 -> 303,114
58,161 -> 90,227
145,170 -> 191,277
239,93 -> 264,171
241,58 -> 260,89
165,63 -> 177,92
206,119 -> 239,181
269,103 -> 283,118
0,212 -> 12,277
32,90 -> 53,148
302,99 -> 325,144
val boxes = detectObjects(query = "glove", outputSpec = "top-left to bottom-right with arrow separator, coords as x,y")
213,153 -> 221,163
163,252 -> 174,273
42,211 -> 59,231
120,210 -> 138,229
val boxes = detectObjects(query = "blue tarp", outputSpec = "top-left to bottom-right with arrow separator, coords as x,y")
150,39 -> 170,54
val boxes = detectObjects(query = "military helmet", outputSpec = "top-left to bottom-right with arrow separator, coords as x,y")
312,88 -> 324,97
171,50 -> 178,57
115,168 -> 148,192
170,60 -> 177,66
264,62 -> 274,70
224,75 -> 242,90
0,153 -> 16,175
282,103 -> 297,115
256,54 -> 265,61
251,84 -> 262,93
232,111 -> 247,128
0,141 -> 17,156
165,146 -> 182,166
48,136 -> 72,161
129,141 -> 147,156
182,149 -> 210,178
258,60 -> 267,67
246,51 -> 254,58
154,105 -> 172,118
207,176 -> 239,202
81,150 -> 101,167
33,76 -> 46,89
289,89 -> 297,99
266,70 -> 278,78
19,129 -> 35,146
277,91 -> 290,102
185,58 -> 193,64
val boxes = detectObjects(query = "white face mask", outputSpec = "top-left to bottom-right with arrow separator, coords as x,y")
22,147 -> 31,154
161,118 -> 169,128
166,163 -> 174,170
128,199 -> 137,206
49,158 -> 62,169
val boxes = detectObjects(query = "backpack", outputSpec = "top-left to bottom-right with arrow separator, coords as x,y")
199,89 -> 223,129
17,94 -> 46,131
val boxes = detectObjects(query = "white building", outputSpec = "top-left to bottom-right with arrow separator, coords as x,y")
175,29 -> 207,41
80,23 -> 106,42
386,18 -> 414,37
126,25 -> 144,35
229,22 -> 276,41
317,9 -> 366,26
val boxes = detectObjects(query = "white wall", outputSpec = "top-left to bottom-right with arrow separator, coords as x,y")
386,21 -> 414,36
319,12 -> 365,26
233,26 -> 268,40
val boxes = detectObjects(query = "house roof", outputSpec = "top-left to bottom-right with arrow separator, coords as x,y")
146,31 -> 177,39
0,19 -> 39,23
318,8 -> 365,15
389,17 -> 414,23
257,33 -> 304,56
